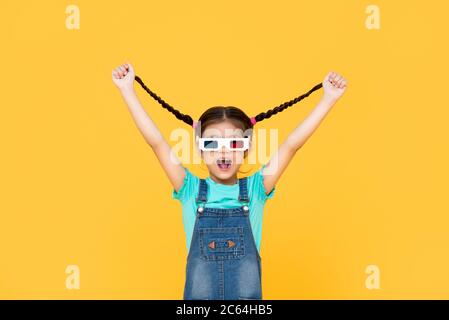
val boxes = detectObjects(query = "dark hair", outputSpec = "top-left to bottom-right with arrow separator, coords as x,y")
134,75 -> 322,136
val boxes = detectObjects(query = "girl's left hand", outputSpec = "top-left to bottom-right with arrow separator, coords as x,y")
322,71 -> 348,101
112,62 -> 135,92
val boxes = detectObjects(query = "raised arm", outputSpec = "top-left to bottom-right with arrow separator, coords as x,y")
261,71 -> 348,195
112,62 -> 186,192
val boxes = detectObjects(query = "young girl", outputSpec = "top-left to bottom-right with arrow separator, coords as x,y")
112,62 -> 347,300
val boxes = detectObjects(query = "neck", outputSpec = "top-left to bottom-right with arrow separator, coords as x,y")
209,174 -> 238,185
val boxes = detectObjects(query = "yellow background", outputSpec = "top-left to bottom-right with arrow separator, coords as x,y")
1,0 -> 448,299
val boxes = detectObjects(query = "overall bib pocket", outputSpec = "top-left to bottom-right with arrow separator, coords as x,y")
199,227 -> 245,261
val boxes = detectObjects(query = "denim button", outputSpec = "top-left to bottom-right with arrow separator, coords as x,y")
198,206 -> 204,213
243,205 -> 249,212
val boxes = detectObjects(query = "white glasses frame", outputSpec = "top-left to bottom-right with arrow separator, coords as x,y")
198,137 -> 250,151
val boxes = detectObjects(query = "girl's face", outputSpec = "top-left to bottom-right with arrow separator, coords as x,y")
198,120 -> 251,184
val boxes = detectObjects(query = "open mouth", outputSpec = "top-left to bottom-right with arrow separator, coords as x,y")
217,158 -> 232,170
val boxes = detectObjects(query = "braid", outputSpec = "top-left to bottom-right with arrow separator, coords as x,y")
134,75 -> 194,126
253,82 -> 323,123
133,74 -> 323,127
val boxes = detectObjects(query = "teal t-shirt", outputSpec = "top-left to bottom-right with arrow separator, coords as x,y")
172,164 -> 275,254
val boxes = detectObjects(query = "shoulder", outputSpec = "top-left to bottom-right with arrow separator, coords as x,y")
172,167 -> 200,202
247,164 -> 276,202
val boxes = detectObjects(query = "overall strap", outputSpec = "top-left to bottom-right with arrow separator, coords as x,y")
196,178 -> 208,204
238,177 -> 249,204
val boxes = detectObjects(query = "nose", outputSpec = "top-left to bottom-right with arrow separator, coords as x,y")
218,143 -> 231,154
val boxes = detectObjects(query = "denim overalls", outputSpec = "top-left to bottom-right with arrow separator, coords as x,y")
183,176 -> 262,300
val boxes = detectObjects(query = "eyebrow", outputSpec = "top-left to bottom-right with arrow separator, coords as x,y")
203,135 -> 243,138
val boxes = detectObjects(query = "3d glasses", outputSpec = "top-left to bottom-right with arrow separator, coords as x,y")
198,137 -> 250,151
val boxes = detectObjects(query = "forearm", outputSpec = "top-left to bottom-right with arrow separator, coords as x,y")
285,96 -> 338,151
119,87 -> 165,147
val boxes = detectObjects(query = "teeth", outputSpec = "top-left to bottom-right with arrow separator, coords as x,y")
217,158 -> 232,165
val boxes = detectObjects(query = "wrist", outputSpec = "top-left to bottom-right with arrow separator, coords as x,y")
120,86 -> 136,96
321,94 -> 338,105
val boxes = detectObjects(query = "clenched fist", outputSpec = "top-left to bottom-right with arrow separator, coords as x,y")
322,71 -> 348,101
112,62 -> 135,91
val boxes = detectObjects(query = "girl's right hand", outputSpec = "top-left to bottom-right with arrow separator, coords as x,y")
322,71 -> 347,101
112,62 -> 135,91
